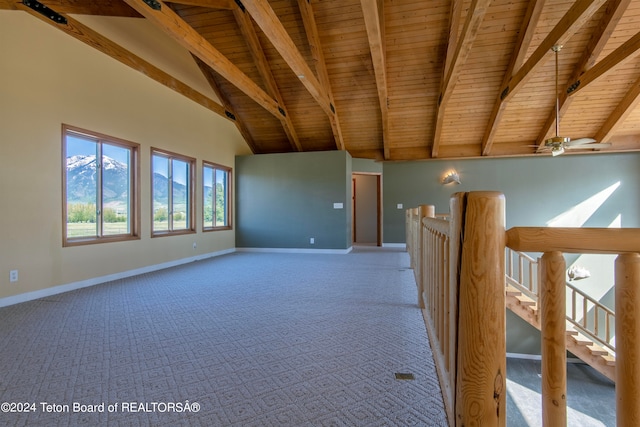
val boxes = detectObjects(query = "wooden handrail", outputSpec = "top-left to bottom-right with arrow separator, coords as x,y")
506,227 -> 640,254
505,248 -> 538,300
566,281 -> 615,353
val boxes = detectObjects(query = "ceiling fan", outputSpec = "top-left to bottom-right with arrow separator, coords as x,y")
536,45 -> 612,156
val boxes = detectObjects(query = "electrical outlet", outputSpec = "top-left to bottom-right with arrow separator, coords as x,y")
310,238 -> 315,244
193,242 -> 197,249
9,270 -> 18,283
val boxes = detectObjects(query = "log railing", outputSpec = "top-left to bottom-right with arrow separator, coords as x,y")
407,192 -> 640,426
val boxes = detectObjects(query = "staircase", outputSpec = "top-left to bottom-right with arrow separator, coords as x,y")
505,250 -> 616,382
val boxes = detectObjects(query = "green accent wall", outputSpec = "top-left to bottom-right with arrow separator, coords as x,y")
383,153 -> 640,243
236,151 -> 352,250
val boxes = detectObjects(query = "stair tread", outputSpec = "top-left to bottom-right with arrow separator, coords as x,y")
569,332 -> 593,346
587,345 -> 609,356
602,355 -> 616,366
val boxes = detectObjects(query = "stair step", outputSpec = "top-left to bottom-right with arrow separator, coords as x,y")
506,286 -> 522,297
569,333 -> 593,346
505,287 -> 537,307
587,344 -> 609,356
603,355 -> 616,366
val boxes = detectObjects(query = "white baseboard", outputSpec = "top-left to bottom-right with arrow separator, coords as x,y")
0,248 -> 236,308
236,247 -> 353,255
382,243 -> 407,249
507,352 -> 584,364
506,352 -> 542,361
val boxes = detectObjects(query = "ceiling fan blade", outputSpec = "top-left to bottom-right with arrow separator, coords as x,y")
565,137 -> 596,147
565,142 -> 613,149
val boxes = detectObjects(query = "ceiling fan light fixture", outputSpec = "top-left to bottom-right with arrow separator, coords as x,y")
551,145 -> 564,156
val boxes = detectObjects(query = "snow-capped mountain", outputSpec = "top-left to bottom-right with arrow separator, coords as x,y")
66,154 -> 129,203
66,154 -> 186,204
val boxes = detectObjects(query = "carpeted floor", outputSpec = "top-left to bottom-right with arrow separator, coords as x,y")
0,247 -> 616,426
0,247 -> 449,426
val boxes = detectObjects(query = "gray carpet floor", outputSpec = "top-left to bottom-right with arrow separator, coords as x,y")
506,358 -> 615,426
0,247 -> 448,426
0,247 -> 615,426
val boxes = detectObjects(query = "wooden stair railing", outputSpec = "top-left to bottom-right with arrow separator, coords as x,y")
505,248 -> 616,381
507,227 -> 640,426
407,193 -> 640,426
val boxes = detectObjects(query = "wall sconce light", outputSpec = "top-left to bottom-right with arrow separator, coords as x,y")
442,170 -> 461,185
568,265 -> 590,281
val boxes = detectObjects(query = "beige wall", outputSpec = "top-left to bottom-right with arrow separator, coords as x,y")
0,12 -> 252,302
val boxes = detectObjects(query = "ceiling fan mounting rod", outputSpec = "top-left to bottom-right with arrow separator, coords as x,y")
553,44 -> 562,138
544,44 -> 569,156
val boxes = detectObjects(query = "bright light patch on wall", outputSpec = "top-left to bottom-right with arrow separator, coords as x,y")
609,214 -> 621,228
546,182 -> 620,227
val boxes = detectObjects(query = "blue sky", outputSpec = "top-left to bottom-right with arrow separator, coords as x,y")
66,134 -> 129,164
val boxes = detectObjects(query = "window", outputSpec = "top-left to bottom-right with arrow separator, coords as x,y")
151,148 -> 195,236
203,161 -> 232,231
63,125 -> 139,246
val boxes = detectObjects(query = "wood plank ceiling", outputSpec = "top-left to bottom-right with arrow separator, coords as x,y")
4,0 -> 640,161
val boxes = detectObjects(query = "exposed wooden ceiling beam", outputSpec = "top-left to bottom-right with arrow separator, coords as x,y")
192,55 -> 259,152
535,0 -> 632,148
2,0 -> 140,16
481,0 -> 546,156
442,0 -> 463,82
432,0 -> 492,158
594,73 -> 640,143
14,3 -> 230,121
297,0 -> 345,151
123,0 -> 283,120
499,0 -> 606,104
239,0 -> 334,117
566,30 -> 640,97
360,0 -> 390,159
233,5 -> 302,152
167,0 -> 232,9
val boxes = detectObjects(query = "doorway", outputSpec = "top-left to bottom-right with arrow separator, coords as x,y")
352,173 -> 381,246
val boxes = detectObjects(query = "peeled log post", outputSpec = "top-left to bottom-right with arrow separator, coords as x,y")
616,253 -> 640,427
540,251 -> 567,427
456,192 -> 506,426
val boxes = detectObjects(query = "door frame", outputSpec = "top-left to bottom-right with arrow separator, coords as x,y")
352,172 -> 382,246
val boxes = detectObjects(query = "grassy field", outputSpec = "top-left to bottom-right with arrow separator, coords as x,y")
67,221 -> 189,237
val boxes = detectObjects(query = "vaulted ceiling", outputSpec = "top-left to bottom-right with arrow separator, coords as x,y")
3,0 -> 640,161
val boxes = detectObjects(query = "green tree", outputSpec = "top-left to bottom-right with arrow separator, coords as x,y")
68,203 -> 96,223
154,207 -> 168,222
104,207 -> 126,223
